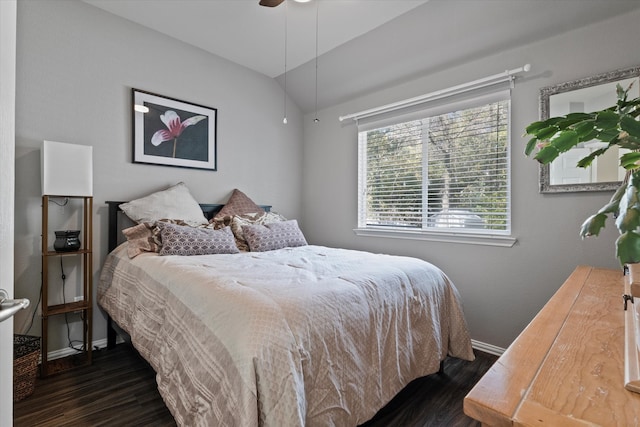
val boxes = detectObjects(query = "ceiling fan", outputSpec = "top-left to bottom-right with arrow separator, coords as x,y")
259,0 -> 285,7
259,0 -> 313,7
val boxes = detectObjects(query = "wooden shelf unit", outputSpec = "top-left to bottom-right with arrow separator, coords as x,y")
41,195 -> 93,377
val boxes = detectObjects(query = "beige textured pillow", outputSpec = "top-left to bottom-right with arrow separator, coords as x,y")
212,189 -> 264,225
122,222 -> 161,258
120,182 -> 208,226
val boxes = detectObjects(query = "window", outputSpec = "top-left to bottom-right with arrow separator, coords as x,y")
357,91 -> 511,239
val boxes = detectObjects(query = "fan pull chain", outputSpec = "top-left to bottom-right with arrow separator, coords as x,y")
283,0 -> 288,124
314,0 -> 319,123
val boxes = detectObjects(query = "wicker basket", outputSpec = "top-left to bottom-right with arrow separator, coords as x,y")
13,334 -> 40,402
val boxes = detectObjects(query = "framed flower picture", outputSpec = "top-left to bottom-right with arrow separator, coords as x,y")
132,89 -> 217,170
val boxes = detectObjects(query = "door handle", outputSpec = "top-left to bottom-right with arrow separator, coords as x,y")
0,289 -> 30,323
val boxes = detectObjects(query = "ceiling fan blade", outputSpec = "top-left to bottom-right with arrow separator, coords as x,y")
259,0 -> 285,7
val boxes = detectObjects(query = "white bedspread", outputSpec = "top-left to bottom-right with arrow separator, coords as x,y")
98,244 -> 474,426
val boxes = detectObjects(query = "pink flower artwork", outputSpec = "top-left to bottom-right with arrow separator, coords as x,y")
151,110 -> 207,158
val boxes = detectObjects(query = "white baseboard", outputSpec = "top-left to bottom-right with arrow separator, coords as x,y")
471,339 -> 505,356
47,338 -> 504,361
47,337 -> 123,361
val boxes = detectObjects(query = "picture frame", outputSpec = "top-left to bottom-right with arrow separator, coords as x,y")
132,88 -> 217,171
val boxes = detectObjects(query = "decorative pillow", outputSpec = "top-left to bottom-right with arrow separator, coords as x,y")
212,189 -> 264,225
122,222 -> 161,258
120,182 -> 208,226
229,211 -> 287,251
158,222 -> 240,256
122,219 -> 194,258
242,220 -> 307,252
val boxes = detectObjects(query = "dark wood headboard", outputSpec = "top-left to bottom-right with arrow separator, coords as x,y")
106,201 -> 271,253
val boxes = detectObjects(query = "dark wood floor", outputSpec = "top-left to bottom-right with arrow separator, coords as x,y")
14,344 -> 497,426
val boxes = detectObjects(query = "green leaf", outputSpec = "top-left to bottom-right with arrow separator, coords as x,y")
597,183 -> 626,214
628,98 -> 640,109
544,117 -> 565,127
549,130 -> 579,152
534,145 -> 560,164
616,179 -> 640,232
524,121 -> 548,135
596,128 -> 620,142
621,115 -> 640,138
621,98 -> 640,116
580,213 -> 608,238
617,136 -> 640,151
524,137 -> 538,156
565,112 -> 593,121
616,205 -> 640,233
556,117 -> 588,129
595,110 -> 620,130
576,147 -> 608,168
616,230 -> 640,265
578,129 -> 599,142
572,120 -> 596,139
621,152 -> 640,169
533,126 -> 560,140
619,181 -> 636,210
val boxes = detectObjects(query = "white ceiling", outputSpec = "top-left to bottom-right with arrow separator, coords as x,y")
82,0 -> 428,78
82,0 -> 640,114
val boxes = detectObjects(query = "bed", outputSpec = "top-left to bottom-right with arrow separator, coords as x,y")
98,189 -> 474,427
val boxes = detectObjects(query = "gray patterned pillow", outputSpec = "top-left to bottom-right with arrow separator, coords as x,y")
230,211 -> 287,251
158,223 -> 240,255
242,220 -> 307,252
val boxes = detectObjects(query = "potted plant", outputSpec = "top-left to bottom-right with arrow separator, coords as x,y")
524,83 -> 640,266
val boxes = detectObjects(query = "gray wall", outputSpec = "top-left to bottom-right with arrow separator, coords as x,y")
301,9 -> 640,349
14,0 -> 304,351
13,0 -> 639,353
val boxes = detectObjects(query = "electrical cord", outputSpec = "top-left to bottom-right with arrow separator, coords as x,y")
59,256 -> 85,353
49,197 -> 69,207
23,282 -> 42,335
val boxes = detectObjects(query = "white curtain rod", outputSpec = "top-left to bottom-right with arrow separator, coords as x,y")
338,63 -> 531,122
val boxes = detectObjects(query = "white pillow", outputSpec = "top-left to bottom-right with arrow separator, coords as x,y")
119,182 -> 208,226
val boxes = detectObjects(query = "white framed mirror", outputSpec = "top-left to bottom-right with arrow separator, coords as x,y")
539,65 -> 640,193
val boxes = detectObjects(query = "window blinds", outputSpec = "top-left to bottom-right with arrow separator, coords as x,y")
358,89 -> 511,234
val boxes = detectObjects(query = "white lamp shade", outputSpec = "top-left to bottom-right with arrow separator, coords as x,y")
41,140 -> 93,197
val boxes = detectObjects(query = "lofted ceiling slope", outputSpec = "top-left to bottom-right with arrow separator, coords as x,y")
83,0 -> 640,114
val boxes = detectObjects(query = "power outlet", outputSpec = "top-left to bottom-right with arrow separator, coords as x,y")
73,295 -> 84,315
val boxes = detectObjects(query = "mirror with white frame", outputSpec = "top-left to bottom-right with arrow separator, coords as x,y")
539,66 -> 640,193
